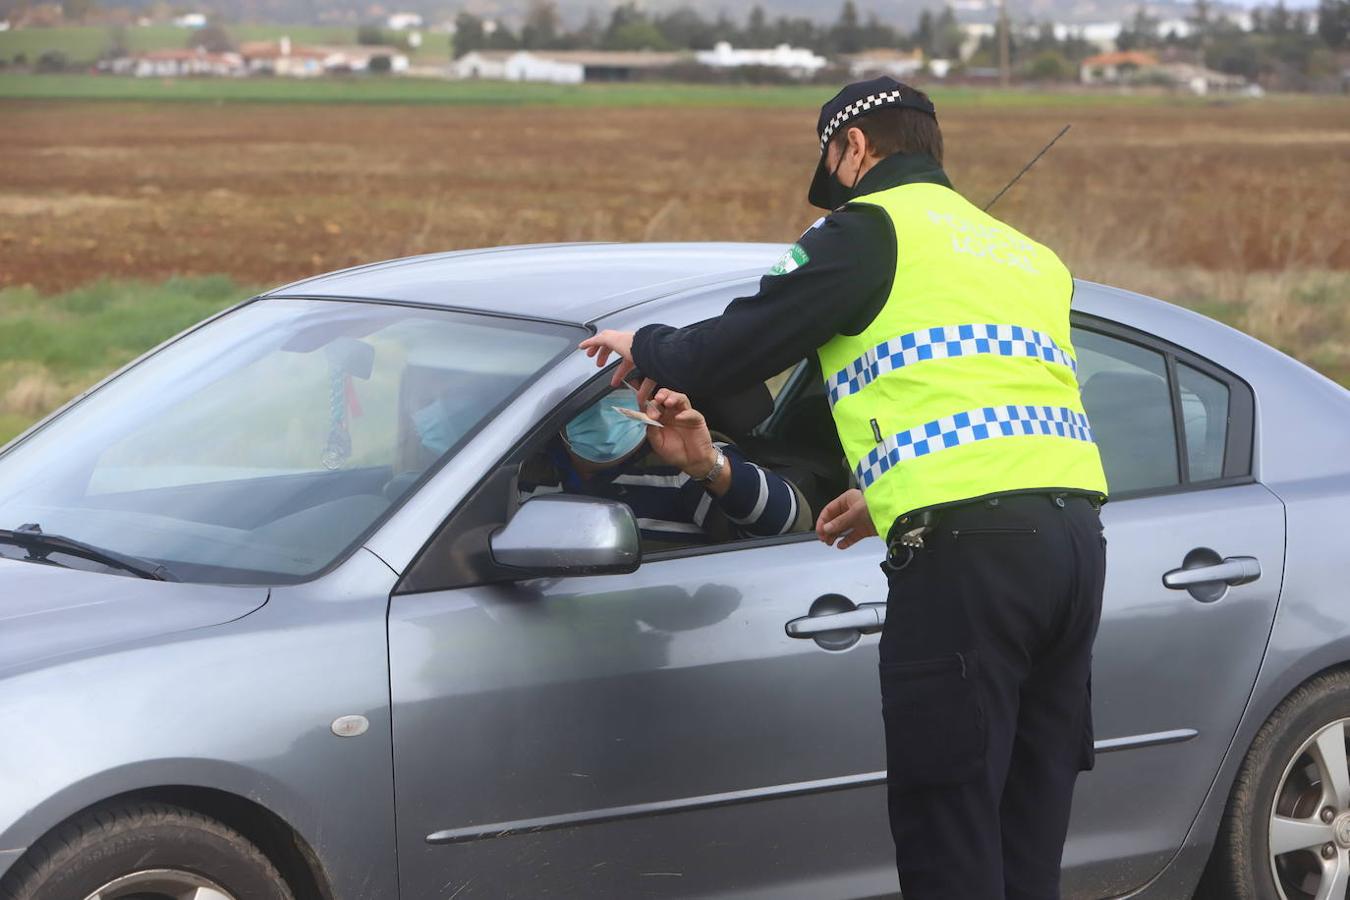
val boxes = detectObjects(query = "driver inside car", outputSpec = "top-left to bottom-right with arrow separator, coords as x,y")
517,387 -> 812,551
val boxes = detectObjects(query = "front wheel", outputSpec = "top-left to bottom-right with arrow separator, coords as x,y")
1201,670 -> 1350,900
0,801 -> 293,900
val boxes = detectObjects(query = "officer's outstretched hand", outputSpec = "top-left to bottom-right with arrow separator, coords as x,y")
579,330 -> 639,389
816,489 -> 877,550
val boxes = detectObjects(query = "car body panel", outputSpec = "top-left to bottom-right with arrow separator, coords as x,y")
0,557 -> 268,677
388,535 -> 896,898
265,242 -> 779,325
1065,482 -> 1285,896
0,549 -> 400,898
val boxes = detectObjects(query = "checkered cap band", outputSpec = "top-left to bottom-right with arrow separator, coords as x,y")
820,89 -> 908,151
827,324 -> 1078,407
855,405 -> 1096,489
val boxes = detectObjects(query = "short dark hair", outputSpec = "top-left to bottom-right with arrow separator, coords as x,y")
831,101 -> 943,165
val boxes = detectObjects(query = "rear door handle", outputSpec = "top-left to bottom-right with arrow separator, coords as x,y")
1163,549 -> 1260,603
1163,556 -> 1261,588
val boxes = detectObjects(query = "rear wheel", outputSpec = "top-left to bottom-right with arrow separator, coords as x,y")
1202,670 -> 1350,900
0,801 -> 293,900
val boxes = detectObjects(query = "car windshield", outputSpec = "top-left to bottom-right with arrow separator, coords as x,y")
0,298 -> 580,585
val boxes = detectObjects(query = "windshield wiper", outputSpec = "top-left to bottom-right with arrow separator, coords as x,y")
0,523 -> 179,582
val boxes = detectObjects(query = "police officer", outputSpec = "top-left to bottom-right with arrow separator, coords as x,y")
580,77 -> 1108,900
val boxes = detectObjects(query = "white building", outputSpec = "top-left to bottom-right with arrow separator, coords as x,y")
694,42 -> 827,77
238,38 -> 409,77
1080,50 -> 1159,84
958,23 -> 995,61
172,12 -> 208,28
318,44 -> 410,74
110,48 -> 245,77
452,50 -> 684,84
843,49 -> 925,79
386,12 -> 423,31
452,51 -> 510,80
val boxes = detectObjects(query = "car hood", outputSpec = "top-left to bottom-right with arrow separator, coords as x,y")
0,557 -> 269,677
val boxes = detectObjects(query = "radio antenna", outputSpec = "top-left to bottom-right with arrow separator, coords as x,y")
983,124 -> 1071,212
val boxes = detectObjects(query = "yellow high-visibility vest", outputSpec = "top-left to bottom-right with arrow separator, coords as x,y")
817,181 -> 1109,537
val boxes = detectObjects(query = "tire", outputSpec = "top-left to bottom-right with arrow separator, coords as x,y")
0,800 -> 294,900
1200,669 -> 1350,900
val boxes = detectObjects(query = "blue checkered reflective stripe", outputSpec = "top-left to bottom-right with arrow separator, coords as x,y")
855,405 -> 1095,489
827,324 -> 1078,407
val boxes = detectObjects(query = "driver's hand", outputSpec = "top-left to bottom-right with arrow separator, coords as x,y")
643,389 -> 716,477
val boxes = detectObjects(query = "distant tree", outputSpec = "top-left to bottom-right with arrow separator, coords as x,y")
864,12 -> 899,49
1318,0 -> 1350,47
453,12 -> 485,58
485,23 -> 520,50
654,6 -> 718,50
521,0 -> 560,49
1024,49 -> 1073,79
1267,0 -> 1291,35
60,0 -> 94,23
357,24 -> 387,46
573,10 -> 603,48
605,20 -> 671,50
916,9 -> 935,53
189,24 -> 234,53
603,3 -> 671,50
712,11 -> 737,44
104,24 -> 130,58
831,1 -> 865,54
932,6 -> 964,58
1189,0 -> 1212,37
746,5 -> 770,47
769,14 -> 821,48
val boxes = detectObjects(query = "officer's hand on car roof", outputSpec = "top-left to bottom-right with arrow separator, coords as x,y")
579,330 -> 637,388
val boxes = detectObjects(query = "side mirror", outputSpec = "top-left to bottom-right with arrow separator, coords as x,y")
489,495 -> 640,577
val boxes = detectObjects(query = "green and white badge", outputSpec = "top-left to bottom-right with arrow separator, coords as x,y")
768,243 -> 810,276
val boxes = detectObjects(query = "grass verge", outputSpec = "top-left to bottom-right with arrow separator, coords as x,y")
0,275 -> 255,444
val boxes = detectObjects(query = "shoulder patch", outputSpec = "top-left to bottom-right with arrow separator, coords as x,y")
768,243 -> 810,276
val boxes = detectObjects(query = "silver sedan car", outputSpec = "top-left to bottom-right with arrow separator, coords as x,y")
1,243 -> 1348,900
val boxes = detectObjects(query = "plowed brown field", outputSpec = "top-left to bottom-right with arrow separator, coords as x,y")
2,97 -> 1348,385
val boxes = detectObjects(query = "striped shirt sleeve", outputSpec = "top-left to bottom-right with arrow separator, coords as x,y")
707,442 -> 809,537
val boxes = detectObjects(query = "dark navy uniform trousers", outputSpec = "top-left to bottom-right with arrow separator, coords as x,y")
879,493 -> 1105,900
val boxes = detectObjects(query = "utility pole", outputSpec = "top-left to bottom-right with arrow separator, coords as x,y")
998,0 -> 1011,87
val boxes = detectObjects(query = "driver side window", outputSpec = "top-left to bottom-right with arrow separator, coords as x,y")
515,376 -> 816,557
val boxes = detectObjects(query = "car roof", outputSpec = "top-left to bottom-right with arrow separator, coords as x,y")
264,242 -> 785,324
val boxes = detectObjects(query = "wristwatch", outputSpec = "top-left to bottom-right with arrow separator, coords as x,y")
693,447 -> 726,484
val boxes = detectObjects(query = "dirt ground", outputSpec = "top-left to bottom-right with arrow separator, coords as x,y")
1,98 -> 1345,290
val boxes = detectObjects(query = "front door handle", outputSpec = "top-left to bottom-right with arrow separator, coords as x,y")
1163,549 -> 1260,602
785,593 -> 886,651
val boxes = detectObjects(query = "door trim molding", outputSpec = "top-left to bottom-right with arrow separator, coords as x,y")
424,728 -> 1196,845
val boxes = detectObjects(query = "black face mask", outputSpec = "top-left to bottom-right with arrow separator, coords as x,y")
824,150 -> 864,210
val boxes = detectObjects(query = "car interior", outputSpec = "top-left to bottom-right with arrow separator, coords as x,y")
509,359 -> 850,553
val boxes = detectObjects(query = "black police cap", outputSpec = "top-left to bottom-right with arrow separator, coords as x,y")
808,76 -> 938,209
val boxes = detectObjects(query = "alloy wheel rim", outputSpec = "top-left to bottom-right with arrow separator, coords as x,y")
1270,717 -> 1350,900
82,868 -> 236,900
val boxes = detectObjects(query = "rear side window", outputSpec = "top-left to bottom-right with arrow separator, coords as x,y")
1177,363 -> 1230,483
1074,330 -> 1180,494
1071,320 -> 1252,498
